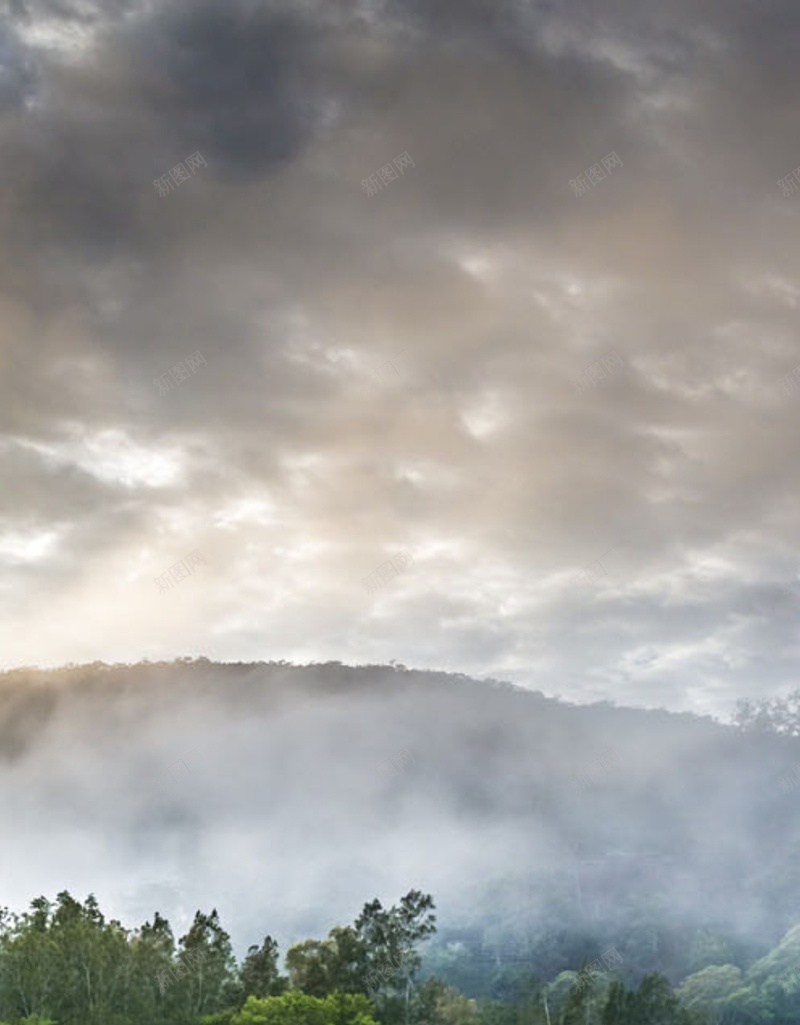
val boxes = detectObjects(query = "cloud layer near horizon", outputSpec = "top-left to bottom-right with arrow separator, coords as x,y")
2,0 -> 800,715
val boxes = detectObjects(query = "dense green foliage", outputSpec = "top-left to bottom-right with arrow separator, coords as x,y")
0,890 -> 435,1025
2,888 -> 800,1025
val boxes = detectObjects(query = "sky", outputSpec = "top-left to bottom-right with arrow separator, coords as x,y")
2,0 -> 800,718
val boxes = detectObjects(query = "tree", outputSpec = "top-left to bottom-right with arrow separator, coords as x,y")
412,979 -> 479,1025
286,926 -> 372,999
285,939 -> 337,998
544,972 -> 582,1021
560,972 -> 609,1025
678,966 -> 744,1015
0,891 -> 136,1025
217,990 -> 378,1025
602,974 -> 700,1025
0,886 -> 440,1025
717,987 -> 776,1025
0,898 -> 56,1020
175,909 -> 237,1021
355,891 -> 436,1025
239,936 -> 285,1002
128,911 -> 177,1025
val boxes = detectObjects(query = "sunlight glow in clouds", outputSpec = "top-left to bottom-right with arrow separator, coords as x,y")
14,428 -> 185,489
0,527 -> 62,564
460,390 -> 509,440
212,496 -> 278,532
74,431 -> 184,489
456,253 -> 497,283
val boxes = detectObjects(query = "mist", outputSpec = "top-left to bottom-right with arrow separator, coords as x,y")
0,659 -> 795,967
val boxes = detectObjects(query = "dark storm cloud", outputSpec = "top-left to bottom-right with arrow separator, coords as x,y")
126,0 -> 328,181
386,0 -> 533,53
0,0 -> 337,263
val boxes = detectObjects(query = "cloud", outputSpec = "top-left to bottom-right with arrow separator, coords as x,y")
0,0 -> 799,714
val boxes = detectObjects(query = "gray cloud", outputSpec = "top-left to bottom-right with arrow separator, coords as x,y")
0,0 -> 799,714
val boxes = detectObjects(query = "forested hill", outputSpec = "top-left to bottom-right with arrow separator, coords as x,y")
0,659 -> 798,976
